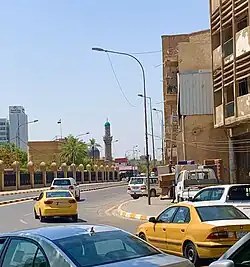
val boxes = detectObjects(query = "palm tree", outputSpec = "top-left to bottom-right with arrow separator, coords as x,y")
60,135 -> 88,165
87,138 -> 101,163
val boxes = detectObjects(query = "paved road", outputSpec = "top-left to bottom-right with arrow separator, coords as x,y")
0,182 -> 125,202
0,185 -> 141,234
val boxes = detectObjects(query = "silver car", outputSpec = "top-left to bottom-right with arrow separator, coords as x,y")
0,225 -> 194,267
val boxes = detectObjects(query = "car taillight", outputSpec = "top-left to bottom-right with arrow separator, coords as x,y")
69,199 -> 76,204
141,186 -> 146,190
69,186 -> 74,190
50,187 -> 54,190
207,231 -> 234,239
44,200 -> 53,205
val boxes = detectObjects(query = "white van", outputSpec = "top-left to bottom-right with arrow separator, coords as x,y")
127,176 -> 160,199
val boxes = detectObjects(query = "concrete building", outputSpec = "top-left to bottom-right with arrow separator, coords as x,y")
0,118 -> 9,145
103,120 -> 113,161
9,106 -> 28,151
162,30 -> 229,181
210,0 -> 250,183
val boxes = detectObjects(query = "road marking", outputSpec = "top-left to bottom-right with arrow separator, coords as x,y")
24,213 -> 32,216
20,219 -> 28,224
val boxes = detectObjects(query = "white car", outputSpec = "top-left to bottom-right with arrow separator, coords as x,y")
50,178 -> 81,201
190,184 -> 250,217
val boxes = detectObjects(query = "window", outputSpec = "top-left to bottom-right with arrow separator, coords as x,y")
0,127 -> 6,130
0,132 -> 6,136
129,178 -> 144,185
2,239 -> 49,267
228,186 -> 250,201
56,230 -> 159,267
196,206 -> 248,222
172,207 -> 190,223
238,78 -> 248,96
229,239 -> 250,266
0,238 -> 7,253
193,188 -> 224,202
157,207 -> 178,223
46,191 -> 71,198
53,179 -> 71,186
0,122 -> 6,126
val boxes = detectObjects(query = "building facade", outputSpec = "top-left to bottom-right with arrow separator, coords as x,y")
0,118 -> 9,145
210,0 -> 250,182
9,106 -> 28,152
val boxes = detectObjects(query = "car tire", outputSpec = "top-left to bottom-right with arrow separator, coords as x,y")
39,210 -> 46,223
34,209 -> 39,219
184,242 -> 200,266
139,233 -> 147,241
150,189 -> 157,197
72,214 -> 78,222
76,193 -> 80,201
132,195 -> 139,199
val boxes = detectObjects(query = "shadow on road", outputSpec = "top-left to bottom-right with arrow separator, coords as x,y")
43,217 -> 87,224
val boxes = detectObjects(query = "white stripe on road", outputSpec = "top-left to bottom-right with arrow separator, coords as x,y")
20,219 -> 28,224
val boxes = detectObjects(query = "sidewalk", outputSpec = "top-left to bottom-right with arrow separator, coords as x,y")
118,197 -> 172,221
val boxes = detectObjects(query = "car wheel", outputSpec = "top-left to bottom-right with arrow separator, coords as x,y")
34,209 -> 39,219
132,195 -> 139,199
39,210 -> 46,223
184,242 -> 200,266
76,193 -> 80,201
150,189 -> 156,197
72,214 -> 78,222
139,233 -> 146,241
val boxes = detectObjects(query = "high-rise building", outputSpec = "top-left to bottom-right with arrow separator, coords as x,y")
0,118 -> 9,145
103,120 -> 113,161
9,106 -> 28,151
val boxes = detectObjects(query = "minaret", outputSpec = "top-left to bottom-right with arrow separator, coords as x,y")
103,119 -> 113,161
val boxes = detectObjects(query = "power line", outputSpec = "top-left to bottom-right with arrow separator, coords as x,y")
131,50 -> 162,55
106,53 -> 136,108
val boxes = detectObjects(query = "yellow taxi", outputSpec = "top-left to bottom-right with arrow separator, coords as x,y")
137,202 -> 250,265
34,190 -> 78,222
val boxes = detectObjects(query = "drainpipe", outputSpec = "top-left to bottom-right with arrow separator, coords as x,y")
181,115 -> 186,160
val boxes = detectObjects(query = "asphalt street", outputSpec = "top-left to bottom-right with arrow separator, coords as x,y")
0,185 -> 141,234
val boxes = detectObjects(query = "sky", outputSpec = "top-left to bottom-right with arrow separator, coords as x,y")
0,0 -> 210,159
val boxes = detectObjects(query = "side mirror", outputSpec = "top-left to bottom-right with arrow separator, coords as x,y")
33,197 -> 38,201
149,217 -> 157,223
188,196 -> 193,201
209,260 -> 234,267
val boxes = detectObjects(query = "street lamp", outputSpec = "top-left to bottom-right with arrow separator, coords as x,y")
138,94 -> 156,168
92,47 -> 151,205
153,108 -> 165,165
16,119 -> 39,148
113,139 -> 118,143
76,132 -> 90,138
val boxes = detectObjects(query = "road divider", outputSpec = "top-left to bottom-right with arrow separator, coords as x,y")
0,182 -> 126,206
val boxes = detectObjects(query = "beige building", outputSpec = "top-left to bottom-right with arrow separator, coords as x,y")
162,30 -> 229,181
210,0 -> 250,183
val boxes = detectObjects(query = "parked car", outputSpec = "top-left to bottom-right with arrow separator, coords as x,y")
127,176 -> 160,199
209,231 -> 250,267
190,184 -> 250,217
0,225 -> 194,267
34,190 -> 78,222
137,202 -> 250,265
50,177 -> 81,201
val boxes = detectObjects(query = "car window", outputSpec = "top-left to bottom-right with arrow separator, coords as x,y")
157,207 -> 178,223
172,207 -> 190,223
229,238 -> 250,266
193,188 -> 224,202
2,239 -> 49,267
46,191 -> 72,198
56,230 -> 159,267
196,205 -> 248,222
0,238 -> 7,254
129,178 -> 145,184
53,179 -> 71,186
228,186 -> 250,201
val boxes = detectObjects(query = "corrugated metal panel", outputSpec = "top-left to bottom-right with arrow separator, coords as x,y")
179,70 -> 213,115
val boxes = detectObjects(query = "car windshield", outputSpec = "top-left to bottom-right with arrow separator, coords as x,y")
55,230 -> 159,267
46,191 -> 71,198
130,178 -> 145,184
53,179 -> 71,186
196,205 -> 248,222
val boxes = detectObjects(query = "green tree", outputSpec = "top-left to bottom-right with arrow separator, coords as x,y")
0,143 -> 28,168
60,135 -> 88,165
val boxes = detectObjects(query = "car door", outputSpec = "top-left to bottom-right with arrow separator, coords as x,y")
146,206 -> 179,251
1,238 -> 49,267
35,192 -> 44,214
165,206 -> 190,255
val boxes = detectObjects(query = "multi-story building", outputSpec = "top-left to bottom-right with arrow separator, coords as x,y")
0,118 -> 9,145
9,106 -> 28,152
210,0 -> 250,183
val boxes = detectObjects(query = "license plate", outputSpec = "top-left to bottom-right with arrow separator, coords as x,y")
237,232 -> 247,239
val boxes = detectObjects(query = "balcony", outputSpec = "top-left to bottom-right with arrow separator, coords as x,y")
236,26 -> 250,58
237,93 -> 250,118
224,38 -> 233,64
213,46 -> 222,70
215,104 -> 224,127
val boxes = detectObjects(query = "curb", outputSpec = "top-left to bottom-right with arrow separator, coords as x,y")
0,183 -> 126,206
117,200 -> 152,221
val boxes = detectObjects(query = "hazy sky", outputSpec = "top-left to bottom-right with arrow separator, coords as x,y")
0,0 -> 209,158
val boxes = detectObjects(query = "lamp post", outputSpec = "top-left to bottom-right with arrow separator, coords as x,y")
76,132 -> 90,138
138,94 -> 156,168
16,119 -> 38,148
92,47 -> 151,205
153,108 -> 165,165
